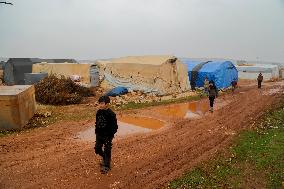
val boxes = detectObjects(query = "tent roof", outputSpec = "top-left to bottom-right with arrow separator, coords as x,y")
181,58 -> 234,72
41,59 -> 77,63
236,64 -> 278,69
97,55 -> 177,65
7,58 -> 77,64
236,64 -> 279,72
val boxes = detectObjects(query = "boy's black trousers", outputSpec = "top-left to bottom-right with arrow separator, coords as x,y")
258,80 -> 262,88
95,135 -> 113,168
209,96 -> 215,108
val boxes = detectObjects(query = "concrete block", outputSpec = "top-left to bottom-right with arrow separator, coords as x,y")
0,85 -> 36,130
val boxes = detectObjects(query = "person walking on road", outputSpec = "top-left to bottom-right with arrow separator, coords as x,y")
94,96 -> 118,174
204,77 -> 209,95
231,79 -> 238,93
208,81 -> 218,112
257,73 -> 263,89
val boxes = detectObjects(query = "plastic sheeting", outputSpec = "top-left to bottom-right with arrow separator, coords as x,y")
103,72 -> 160,93
106,87 -> 128,97
181,58 -> 238,89
90,64 -> 100,87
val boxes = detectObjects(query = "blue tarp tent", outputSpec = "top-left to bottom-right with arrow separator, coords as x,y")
181,59 -> 238,89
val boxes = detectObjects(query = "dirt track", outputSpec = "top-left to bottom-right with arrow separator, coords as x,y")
0,82 -> 283,189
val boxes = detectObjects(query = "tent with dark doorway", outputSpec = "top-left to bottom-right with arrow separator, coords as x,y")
181,58 -> 238,89
3,58 -> 77,85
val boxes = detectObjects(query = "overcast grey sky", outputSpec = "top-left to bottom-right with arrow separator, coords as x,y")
0,0 -> 284,62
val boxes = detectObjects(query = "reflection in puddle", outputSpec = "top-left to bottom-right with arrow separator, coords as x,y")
77,117 -> 165,141
155,101 -> 209,119
77,100 -> 230,141
118,116 -> 164,130
77,121 -> 152,141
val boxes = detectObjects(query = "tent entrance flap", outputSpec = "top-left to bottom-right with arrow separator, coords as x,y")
190,61 -> 211,89
182,58 -> 238,89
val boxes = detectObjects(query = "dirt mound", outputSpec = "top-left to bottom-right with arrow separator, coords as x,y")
35,75 -> 93,105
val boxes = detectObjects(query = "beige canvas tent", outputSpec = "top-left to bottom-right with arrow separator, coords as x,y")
97,55 -> 190,95
32,63 -> 91,85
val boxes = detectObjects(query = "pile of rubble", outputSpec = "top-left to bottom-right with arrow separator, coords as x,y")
35,75 -> 93,105
110,90 -> 197,106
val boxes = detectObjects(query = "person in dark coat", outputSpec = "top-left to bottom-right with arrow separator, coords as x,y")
257,72 -> 263,88
231,79 -> 238,93
190,80 -> 196,91
95,96 -> 118,174
208,81 -> 218,112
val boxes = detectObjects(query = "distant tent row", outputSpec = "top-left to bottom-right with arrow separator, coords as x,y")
180,58 -> 238,89
3,58 -> 77,85
2,56 -> 240,92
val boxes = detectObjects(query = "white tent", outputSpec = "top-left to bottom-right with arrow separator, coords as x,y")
236,64 -> 279,81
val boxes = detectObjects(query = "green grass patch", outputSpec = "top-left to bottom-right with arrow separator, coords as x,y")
169,101 -> 284,189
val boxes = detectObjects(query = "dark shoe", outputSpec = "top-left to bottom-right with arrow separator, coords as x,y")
99,162 -> 104,167
100,166 -> 110,174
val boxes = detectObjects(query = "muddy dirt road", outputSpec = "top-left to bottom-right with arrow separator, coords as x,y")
0,82 -> 283,189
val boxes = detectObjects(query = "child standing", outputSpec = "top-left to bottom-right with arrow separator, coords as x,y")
95,96 -> 118,174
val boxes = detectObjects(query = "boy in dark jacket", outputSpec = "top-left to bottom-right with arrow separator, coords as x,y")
208,81 -> 218,112
95,96 -> 118,174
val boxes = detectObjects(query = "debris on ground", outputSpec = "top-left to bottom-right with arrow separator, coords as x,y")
34,111 -> 52,118
26,111 -> 53,128
35,75 -> 93,105
109,90 -> 197,106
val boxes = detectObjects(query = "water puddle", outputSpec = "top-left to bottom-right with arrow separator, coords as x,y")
77,117 -> 165,141
118,115 -> 164,130
77,99 -> 230,141
155,101 -> 209,119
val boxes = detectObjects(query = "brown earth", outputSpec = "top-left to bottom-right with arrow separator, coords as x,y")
0,81 -> 284,189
